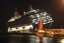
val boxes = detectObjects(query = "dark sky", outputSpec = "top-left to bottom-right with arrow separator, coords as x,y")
0,0 -> 64,32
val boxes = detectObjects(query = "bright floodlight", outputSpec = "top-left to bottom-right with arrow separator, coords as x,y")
60,39 -> 64,43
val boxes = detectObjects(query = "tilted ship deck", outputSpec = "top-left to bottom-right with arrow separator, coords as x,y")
6,6 -> 54,33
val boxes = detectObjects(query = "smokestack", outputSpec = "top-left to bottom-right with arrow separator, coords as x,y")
14,8 -> 19,17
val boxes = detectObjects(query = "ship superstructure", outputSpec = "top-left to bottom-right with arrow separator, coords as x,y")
8,8 -> 21,22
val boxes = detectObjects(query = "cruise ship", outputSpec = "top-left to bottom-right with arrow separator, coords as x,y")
6,5 -> 54,33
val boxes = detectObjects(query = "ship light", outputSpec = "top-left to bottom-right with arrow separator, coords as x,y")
37,29 -> 45,33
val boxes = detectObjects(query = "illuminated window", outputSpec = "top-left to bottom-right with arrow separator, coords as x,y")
29,11 -> 54,24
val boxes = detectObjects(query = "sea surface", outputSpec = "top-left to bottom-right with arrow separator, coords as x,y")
0,33 -> 64,43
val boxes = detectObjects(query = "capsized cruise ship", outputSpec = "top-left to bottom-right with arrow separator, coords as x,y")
7,5 -> 54,33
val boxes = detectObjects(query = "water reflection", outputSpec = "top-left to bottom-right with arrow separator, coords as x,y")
8,34 -> 53,43
42,37 -> 53,43
0,34 -> 64,43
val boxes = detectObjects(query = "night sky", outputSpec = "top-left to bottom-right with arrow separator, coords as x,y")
0,0 -> 64,32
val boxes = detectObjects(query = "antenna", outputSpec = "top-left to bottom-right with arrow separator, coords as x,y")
29,4 -> 33,10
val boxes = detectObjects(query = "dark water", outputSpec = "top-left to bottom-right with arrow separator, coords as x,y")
0,33 -> 64,43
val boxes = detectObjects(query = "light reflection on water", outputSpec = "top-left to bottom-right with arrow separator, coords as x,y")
0,34 -> 64,43
8,34 -> 53,43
